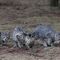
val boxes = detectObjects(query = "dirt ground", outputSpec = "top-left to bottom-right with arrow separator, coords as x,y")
0,46 -> 60,60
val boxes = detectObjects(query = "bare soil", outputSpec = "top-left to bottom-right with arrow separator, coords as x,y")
0,45 -> 60,60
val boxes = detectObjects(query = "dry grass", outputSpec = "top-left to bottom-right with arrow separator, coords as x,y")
0,16 -> 60,31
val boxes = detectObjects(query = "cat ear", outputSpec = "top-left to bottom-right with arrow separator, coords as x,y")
6,32 -> 10,39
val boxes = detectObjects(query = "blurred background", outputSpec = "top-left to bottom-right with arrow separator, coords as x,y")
0,0 -> 59,32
